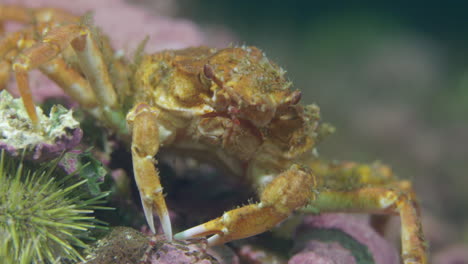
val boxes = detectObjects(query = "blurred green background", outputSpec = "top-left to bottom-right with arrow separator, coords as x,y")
172,0 -> 468,249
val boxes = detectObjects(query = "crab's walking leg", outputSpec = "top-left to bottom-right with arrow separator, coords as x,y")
304,160 -> 427,263
0,28 -> 98,108
0,29 -> 31,90
301,186 -> 426,264
175,164 -> 315,246
0,5 -> 79,24
0,5 -> 31,23
126,103 -> 172,240
11,24 -> 88,125
5,11 -> 125,132
0,61 -> 9,90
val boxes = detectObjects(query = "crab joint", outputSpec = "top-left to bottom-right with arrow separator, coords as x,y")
127,103 -> 172,240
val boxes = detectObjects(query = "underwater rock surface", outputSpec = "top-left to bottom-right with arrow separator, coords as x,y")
82,227 -> 238,264
433,245 -> 468,264
292,214 -> 400,264
289,242 -> 357,264
0,90 -> 82,161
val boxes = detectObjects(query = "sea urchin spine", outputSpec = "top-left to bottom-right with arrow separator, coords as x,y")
0,150 -> 109,263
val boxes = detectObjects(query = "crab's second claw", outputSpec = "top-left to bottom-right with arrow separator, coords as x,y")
127,103 -> 172,241
139,187 -> 172,240
175,165 -> 316,246
141,194 -> 155,233
175,204 -> 287,246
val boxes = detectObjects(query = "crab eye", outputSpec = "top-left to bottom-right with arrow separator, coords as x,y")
288,90 -> 302,105
203,64 -> 215,80
199,71 -> 212,88
202,64 -> 224,89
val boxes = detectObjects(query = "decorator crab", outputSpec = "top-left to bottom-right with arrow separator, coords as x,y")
0,5 -> 427,263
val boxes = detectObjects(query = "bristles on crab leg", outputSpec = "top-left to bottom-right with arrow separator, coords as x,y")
175,165 -> 315,246
139,186 -> 172,238
127,103 -> 172,241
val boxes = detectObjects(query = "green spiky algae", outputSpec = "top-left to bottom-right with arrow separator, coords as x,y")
0,151 -> 110,263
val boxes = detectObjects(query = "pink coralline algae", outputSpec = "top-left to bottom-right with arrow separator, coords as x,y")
237,244 -> 286,263
82,227 -> 239,264
143,237 -> 219,264
291,213 -> 400,264
289,241 -> 356,264
433,245 -> 468,264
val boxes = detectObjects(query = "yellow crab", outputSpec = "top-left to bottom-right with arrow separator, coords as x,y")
0,5 -> 427,263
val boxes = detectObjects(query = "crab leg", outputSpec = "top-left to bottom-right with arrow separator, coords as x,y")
11,23 -> 87,124
0,28 -> 36,91
300,186 -> 427,264
9,21 -> 126,133
0,61 -> 9,90
0,28 -> 99,109
0,5 -> 31,23
175,164 -> 315,246
40,58 -> 98,107
0,5 -> 79,24
303,160 -> 427,263
126,103 -> 172,240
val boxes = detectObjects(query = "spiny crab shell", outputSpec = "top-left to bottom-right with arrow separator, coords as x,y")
202,46 -> 301,126
134,46 -> 322,164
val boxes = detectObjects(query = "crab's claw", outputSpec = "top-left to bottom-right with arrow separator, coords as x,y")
127,103 -> 172,240
174,204 -> 287,246
138,178 -> 172,239
175,165 -> 315,246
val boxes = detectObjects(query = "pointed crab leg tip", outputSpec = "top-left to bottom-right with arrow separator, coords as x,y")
174,225 -> 210,240
141,198 -> 156,234
160,211 -> 173,241
173,232 -> 185,240
207,234 -> 223,246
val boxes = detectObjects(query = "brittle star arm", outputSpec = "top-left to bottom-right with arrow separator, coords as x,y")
126,103 -> 172,241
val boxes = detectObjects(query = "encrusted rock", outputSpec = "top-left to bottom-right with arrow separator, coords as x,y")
142,235 -> 220,264
82,227 -> 150,264
293,213 -> 400,264
82,227 -> 231,264
0,90 -> 82,160
289,241 -> 357,264
433,245 -> 468,264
